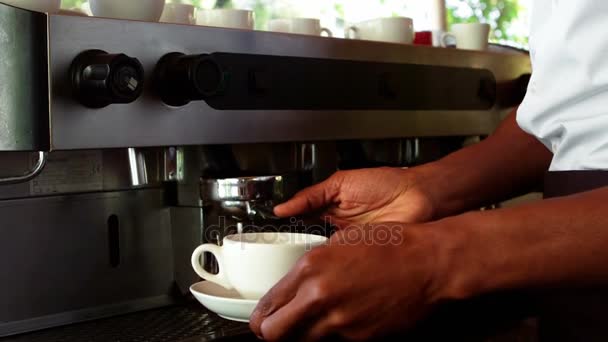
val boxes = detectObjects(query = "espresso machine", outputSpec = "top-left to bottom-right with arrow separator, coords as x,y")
0,3 -> 531,341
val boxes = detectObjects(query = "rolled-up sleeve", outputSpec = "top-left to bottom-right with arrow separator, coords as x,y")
516,0 -> 608,171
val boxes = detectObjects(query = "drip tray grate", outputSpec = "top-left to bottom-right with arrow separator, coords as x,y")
0,301 -> 538,342
0,302 -> 251,342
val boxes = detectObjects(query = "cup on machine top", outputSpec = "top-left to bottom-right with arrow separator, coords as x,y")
88,0 -> 165,22
345,17 -> 415,44
440,23 -> 491,51
196,9 -> 255,30
267,18 -> 332,37
160,3 -> 196,25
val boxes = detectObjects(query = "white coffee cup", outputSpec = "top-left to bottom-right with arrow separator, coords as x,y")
345,17 -> 414,44
196,9 -> 254,30
89,0 -> 165,22
441,23 -> 491,51
160,3 -> 195,25
431,30 -> 454,47
268,18 -> 332,37
191,232 -> 328,300
0,0 -> 61,13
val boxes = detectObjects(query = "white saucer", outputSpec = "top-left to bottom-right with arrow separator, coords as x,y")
190,281 -> 258,323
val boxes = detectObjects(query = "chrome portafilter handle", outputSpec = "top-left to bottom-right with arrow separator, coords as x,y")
200,174 -> 300,222
216,200 -> 280,221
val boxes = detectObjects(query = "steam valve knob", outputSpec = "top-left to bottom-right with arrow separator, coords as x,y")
155,52 -> 226,106
71,49 -> 145,108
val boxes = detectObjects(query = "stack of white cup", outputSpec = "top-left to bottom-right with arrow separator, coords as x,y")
267,17 -> 332,37
88,0 -> 166,22
85,0 -> 257,29
439,23 -> 491,51
344,17 -> 415,44
196,9 -> 255,30
1,0 -> 488,52
160,3 -> 196,25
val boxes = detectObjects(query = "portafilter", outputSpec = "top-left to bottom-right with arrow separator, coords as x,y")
200,173 -> 300,222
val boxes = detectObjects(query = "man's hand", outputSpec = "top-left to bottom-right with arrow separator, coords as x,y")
274,167 -> 436,226
249,224 -> 457,341
274,111 -> 552,227
251,185 -> 608,341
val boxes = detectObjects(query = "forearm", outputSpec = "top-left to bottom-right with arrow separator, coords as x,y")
432,187 -> 608,302
413,110 -> 552,219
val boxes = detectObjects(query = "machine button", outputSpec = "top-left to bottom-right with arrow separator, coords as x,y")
155,53 -> 227,106
478,76 -> 497,105
378,73 -> 398,99
249,69 -> 271,94
71,50 -> 144,108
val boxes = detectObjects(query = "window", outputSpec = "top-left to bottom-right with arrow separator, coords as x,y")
447,0 -> 530,48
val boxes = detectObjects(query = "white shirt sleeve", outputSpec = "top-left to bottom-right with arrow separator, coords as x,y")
516,0 -> 608,171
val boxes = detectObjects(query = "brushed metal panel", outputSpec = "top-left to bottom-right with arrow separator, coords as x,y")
0,149 -> 165,200
170,206 -> 203,295
0,190 -> 175,336
169,146 -> 204,294
0,4 -> 49,151
48,16 -> 531,150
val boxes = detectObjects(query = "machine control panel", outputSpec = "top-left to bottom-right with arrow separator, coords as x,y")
69,50 -> 516,112
70,50 -> 145,108
151,52 -> 500,111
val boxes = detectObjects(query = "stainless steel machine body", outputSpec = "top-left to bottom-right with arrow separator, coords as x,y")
0,3 -> 532,340
0,5 -> 530,153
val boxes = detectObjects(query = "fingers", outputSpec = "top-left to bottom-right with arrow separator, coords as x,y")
263,306 -> 352,342
274,174 -> 342,218
250,246 -> 330,340
250,253 -> 319,338
250,271 -> 300,338
259,289 -> 324,342
303,313 -> 344,342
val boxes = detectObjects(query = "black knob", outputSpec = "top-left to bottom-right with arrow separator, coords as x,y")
71,49 -> 145,108
155,52 -> 226,106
